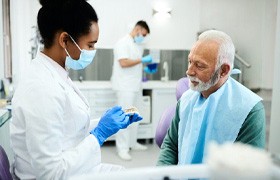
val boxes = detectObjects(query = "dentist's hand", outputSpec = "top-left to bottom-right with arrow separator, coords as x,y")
90,106 -> 142,146
141,55 -> 153,63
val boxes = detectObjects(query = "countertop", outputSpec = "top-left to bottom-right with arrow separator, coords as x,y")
74,80 -> 177,90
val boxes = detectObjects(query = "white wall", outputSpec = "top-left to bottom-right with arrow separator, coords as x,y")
10,0 -> 276,89
199,0 -> 276,89
89,0 -> 200,50
262,0 -> 277,89
10,0 -> 38,87
269,0 -> 280,154
0,0 -> 4,79
10,0 -> 200,86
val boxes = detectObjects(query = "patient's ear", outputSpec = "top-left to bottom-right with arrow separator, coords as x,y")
220,64 -> 231,77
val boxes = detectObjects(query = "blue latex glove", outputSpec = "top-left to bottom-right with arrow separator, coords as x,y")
127,113 -> 143,124
90,106 -> 142,145
141,55 -> 153,63
144,66 -> 157,74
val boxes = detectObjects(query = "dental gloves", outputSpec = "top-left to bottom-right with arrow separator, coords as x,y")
90,106 -> 143,146
141,55 -> 153,63
144,67 -> 157,74
144,63 -> 158,74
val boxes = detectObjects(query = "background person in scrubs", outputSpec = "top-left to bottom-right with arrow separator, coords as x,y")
10,0 -> 142,179
157,30 -> 266,165
111,21 -> 152,161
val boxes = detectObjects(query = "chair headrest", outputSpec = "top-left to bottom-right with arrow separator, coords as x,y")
176,77 -> 190,101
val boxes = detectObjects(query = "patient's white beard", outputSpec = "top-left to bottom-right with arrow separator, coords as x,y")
188,68 -> 221,92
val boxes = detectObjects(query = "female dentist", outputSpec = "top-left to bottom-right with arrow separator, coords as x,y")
10,0 -> 142,179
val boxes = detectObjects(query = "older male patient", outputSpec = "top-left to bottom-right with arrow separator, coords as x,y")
157,30 -> 265,165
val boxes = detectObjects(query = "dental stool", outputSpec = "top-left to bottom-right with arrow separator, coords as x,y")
155,77 -> 189,147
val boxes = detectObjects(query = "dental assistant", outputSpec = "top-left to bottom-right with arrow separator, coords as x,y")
10,0 -> 142,179
111,21 -> 152,161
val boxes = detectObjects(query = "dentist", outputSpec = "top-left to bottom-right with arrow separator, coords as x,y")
10,0 -> 142,179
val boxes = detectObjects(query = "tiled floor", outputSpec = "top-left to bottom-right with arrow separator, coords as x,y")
101,89 -> 273,168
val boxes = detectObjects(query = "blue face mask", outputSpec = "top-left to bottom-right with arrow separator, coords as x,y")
134,34 -> 144,44
65,35 -> 96,70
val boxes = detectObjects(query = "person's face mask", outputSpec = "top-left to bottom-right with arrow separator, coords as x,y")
64,35 -> 96,70
134,34 -> 144,44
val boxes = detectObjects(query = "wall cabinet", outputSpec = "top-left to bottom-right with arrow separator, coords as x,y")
75,81 -> 177,140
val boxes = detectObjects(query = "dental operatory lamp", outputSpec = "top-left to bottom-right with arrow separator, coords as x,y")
152,0 -> 172,19
153,8 -> 171,19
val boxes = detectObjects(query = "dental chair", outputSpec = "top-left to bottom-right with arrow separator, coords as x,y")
155,77 -> 190,147
0,145 -> 12,180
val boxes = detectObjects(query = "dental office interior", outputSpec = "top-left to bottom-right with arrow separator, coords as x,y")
0,0 -> 280,179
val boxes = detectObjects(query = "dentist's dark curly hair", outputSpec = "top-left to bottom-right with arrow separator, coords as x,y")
38,0 -> 98,48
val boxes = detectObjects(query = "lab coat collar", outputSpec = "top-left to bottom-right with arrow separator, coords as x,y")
37,52 -> 90,108
39,52 -> 69,82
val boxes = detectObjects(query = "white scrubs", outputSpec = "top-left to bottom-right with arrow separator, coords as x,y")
111,34 -> 143,153
10,52 -> 123,180
115,91 -> 141,151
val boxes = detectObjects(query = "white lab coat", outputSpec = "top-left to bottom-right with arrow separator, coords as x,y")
115,91 -> 140,152
110,35 -> 144,153
10,52 -> 122,180
111,34 -> 143,92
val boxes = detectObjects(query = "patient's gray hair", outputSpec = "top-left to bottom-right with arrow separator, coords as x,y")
198,30 -> 235,71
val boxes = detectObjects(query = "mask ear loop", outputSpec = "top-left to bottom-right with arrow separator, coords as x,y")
68,35 -> 82,51
64,48 -> 71,57
64,37 -> 72,58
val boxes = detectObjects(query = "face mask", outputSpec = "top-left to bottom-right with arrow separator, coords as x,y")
134,34 -> 144,44
65,35 -> 96,70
